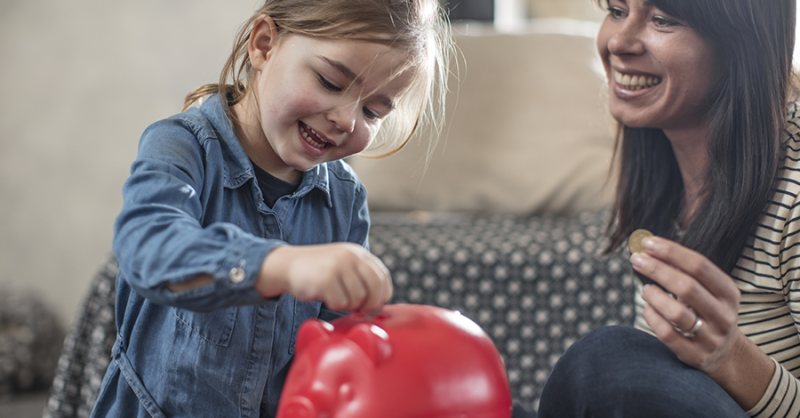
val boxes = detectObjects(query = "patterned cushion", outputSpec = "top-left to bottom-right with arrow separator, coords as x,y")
44,207 -> 634,416
369,208 -> 634,409
44,257 -> 117,418
0,288 -> 65,396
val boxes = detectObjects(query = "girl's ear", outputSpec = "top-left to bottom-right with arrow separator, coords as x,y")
248,15 -> 279,71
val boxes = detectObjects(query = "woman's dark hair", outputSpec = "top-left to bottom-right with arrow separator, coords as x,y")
601,0 -> 797,274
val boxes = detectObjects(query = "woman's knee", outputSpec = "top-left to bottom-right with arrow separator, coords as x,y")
539,326 -> 652,399
537,326 -> 747,418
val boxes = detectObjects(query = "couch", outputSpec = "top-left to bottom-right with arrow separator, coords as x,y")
44,22 -> 635,416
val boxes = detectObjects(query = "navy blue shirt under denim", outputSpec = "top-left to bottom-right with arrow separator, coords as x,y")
91,95 -> 366,418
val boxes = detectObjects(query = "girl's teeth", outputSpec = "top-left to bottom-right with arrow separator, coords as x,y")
613,71 -> 662,90
301,127 -> 325,149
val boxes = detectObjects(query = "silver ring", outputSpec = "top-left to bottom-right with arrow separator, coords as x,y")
678,316 -> 703,338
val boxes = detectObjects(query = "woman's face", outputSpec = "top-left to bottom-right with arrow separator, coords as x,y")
597,0 -> 720,131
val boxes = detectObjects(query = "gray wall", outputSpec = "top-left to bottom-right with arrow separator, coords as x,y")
0,0 -> 259,328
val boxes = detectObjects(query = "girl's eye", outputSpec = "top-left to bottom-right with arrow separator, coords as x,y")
362,106 -> 380,121
606,6 -> 626,19
318,75 -> 341,92
652,15 -> 680,28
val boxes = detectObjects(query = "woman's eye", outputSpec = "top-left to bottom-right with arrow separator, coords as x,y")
652,16 -> 680,28
318,75 -> 341,92
606,6 -> 626,19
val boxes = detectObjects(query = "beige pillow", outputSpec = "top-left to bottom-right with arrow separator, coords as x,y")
349,30 -> 617,215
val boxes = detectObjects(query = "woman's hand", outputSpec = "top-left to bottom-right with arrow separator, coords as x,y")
630,236 -> 774,409
257,243 -> 393,314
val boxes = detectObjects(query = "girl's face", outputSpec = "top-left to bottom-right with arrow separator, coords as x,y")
597,0 -> 720,132
246,26 -> 414,180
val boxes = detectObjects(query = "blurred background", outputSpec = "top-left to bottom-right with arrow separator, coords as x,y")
15,0 -> 785,415
0,0 -> 601,333
0,0 -> 601,413
6,0 -> 800,415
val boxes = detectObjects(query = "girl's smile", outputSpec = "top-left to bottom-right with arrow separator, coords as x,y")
234,17 -> 414,183
299,121 -> 334,156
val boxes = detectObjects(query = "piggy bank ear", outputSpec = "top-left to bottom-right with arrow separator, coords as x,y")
295,319 -> 333,355
346,323 -> 392,367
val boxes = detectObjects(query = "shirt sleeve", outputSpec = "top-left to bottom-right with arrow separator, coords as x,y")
113,117 -> 278,312
347,181 -> 370,250
747,171 -> 800,417
746,358 -> 799,417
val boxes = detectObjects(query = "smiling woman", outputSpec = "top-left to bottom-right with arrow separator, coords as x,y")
522,0 -> 800,417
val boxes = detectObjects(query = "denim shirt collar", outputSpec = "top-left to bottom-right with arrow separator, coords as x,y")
199,94 -> 333,208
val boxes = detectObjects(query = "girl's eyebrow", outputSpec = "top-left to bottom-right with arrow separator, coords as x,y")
319,56 -> 362,86
318,55 -> 396,111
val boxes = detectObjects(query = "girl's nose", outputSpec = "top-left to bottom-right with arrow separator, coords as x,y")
328,104 -> 357,134
607,21 -> 646,57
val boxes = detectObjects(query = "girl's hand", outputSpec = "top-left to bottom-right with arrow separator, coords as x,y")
257,243 -> 392,314
630,236 -> 773,409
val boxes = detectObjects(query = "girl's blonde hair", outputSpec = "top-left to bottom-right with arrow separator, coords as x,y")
184,0 -> 453,158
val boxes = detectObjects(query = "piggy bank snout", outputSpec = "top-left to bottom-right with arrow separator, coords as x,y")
278,396 -> 317,418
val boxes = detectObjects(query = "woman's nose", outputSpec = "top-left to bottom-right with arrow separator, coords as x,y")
328,104 -> 357,134
607,21 -> 646,57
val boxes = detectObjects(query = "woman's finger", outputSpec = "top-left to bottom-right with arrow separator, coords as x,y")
641,283 -> 700,337
631,251 -> 725,327
642,301 -> 702,363
642,236 -> 739,303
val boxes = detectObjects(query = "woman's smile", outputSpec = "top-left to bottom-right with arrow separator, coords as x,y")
597,0 -> 719,131
613,70 -> 662,91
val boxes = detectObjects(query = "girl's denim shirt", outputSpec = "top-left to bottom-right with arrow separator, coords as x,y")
92,95 -> 368,418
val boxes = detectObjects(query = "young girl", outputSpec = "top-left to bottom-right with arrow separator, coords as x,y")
90,0 -> 451,416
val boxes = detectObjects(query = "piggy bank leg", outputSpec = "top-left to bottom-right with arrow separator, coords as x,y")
277,396 -> 317,418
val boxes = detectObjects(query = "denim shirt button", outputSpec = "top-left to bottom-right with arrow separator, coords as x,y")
229,267 -> 246,283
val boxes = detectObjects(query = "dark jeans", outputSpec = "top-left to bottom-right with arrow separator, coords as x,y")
512,326 -> 748,418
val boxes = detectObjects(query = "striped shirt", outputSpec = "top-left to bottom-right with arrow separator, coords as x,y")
634,103 -> 800,417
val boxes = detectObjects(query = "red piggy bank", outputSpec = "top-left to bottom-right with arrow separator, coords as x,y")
277,304 -> 512,418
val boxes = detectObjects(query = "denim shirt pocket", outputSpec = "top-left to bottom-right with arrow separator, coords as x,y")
288,300 -> 327,354
173,306 -> 238,347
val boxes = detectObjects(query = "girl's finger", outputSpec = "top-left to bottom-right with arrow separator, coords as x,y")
328,276 -> 353,311
343,271 -> 369,312
352,262 -> 378,313
359,253 -> 392,313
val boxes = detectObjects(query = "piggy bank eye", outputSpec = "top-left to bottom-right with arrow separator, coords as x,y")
338,383 -> 355,402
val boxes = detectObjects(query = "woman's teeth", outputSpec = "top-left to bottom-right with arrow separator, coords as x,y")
614,71 -> 662,91
301,125 -> 327,149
